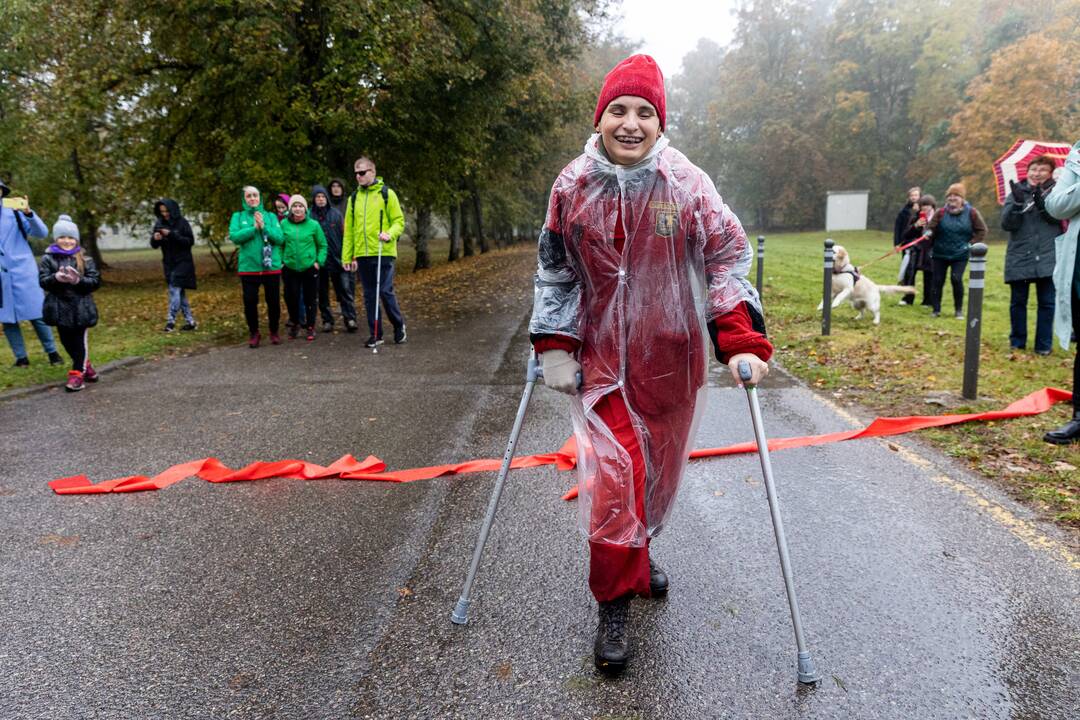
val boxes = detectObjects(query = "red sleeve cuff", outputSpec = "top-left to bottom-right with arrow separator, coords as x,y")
532,335 -> 581,354
709,303 -> 773,364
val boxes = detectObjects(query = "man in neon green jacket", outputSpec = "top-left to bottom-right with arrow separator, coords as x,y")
229,185 -> 284,348
342,156 -> 407,347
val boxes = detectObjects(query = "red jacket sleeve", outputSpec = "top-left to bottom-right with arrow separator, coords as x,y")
708,302 -> 773,364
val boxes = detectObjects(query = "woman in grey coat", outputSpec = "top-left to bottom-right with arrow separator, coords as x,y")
1043,140 -> 1080,444
1000,155 -> 1061,354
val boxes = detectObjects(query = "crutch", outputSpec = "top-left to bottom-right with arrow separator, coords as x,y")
372,210 -> 383,354
451,352 -> 577,625
738,360 -> 821,685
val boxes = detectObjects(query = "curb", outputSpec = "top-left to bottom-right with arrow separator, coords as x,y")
0,356 -> 145,403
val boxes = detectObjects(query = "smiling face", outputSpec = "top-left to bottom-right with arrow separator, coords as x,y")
159,204 -> 171,221
56,236 -> 78,251
596,95 -> 662,166
290,202 -> 306,221
1026,161 -> 1052,186
244,188 -> 261,208
274,199 -> 288,214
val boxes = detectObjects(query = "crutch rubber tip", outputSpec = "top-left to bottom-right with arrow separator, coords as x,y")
797,651 -> 821,685
450,598 -> 470,625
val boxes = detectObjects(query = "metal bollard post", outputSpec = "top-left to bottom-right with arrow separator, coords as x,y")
756,235 -> 765,298
822,238 -> 834,336
962,243 -> 988,400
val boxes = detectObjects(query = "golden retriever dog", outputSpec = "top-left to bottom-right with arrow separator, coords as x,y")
816,245 -> 915,325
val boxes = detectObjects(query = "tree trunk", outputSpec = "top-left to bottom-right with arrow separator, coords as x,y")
413,206 -> 431,271
69,148 -> 105,269
448,204 -> 460,262
470,187 -> 487,253
460,200 -> 474,257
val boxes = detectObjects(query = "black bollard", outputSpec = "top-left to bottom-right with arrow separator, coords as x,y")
756,235 -> 765,298
822,238 -> 834,336
962,243 -> 988,400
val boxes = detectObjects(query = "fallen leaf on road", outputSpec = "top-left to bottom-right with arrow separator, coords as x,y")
713,490 -> 725,496
397,587 -> 413,598
886,442 -> 899,451
228,673 -> 256,690
493,661 -> 512,680
39,534 -> 79,546
833,674 -> 847,692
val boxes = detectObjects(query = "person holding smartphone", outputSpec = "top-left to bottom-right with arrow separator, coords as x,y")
0,179 -> 63,368
38,215 -> 101,392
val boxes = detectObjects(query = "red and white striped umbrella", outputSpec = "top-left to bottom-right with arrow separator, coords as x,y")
992,138 -> 1072,205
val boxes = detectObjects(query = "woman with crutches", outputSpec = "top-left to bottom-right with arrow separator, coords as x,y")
529,55 -> 772,674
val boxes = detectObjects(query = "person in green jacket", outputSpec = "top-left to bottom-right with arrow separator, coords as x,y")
229,185 -> 284,348
342,156 -> 407,347
281,194 -> 328,341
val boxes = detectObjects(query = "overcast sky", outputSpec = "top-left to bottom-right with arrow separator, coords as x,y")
614,0 -> 739,78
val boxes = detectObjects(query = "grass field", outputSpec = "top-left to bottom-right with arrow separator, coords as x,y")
759,230 -> 1078,526
2,230 -> 1076,526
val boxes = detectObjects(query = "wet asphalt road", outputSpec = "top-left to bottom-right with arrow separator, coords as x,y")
1,283 -> 1078,719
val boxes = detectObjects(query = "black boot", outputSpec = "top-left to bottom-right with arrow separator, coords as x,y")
594,596 -> 631,674
1044,410 -> 1080,445
649,558 -> 669,597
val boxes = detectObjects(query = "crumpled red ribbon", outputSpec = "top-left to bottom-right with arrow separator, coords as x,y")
48,388 -> 1071,497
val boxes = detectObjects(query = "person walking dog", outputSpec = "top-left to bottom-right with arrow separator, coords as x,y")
529,54 -> 772,674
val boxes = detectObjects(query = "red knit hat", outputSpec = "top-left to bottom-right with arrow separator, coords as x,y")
594,54 -> 666,130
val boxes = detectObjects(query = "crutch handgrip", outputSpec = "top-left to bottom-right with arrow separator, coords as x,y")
534,365 -> 583,389
737,360 -> 753,384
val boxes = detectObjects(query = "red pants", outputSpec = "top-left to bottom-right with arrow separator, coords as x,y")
588,392 -> 651,602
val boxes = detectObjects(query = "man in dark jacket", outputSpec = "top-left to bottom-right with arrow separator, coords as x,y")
311,185 -> 358,332
893,186 -> 921,247
327,178 -> 349,217
151,198 -> 197,332
1001,156 -> 1060,354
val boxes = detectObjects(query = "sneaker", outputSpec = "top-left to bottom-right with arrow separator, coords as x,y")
1035,349 -> 1051,356
288,323 -> 299,340
897,299 -> 910,306
180,321 -> 197,332
345,319 -> 358,333
83,363 -> 99,382
394,326 -> 407,344
164,321 -> 176,333
306,326 -> 315,342
64,370 -> 85,392
594,596 -> 631,674
270,332 -> 281,345
13,357 -> 29,368
322,321 -> 334,333
249,332 -> 261,349
364,336 -> 385,348
931,311 -> 941,317
48,351 -> 63,366
954,312 -> 964,319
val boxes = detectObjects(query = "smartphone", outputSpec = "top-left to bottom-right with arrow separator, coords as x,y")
2,197 -> 28,211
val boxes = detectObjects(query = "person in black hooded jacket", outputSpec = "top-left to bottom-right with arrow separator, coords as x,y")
311,185 -> 357,332
151,198 -> 197,332
327,178 -> 349,217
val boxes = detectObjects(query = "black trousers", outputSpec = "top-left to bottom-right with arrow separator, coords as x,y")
283,266 -> 318,328
318,262 -> 357,323
931,257 -> 968,314
240,274 -> 281,335
57,325 -> 89,372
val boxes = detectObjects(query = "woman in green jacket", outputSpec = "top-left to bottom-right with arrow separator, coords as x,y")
281,194 -> 327,341
229,185 -> 284,348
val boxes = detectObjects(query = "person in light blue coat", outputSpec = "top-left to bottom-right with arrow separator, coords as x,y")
1043,139 -> 1080,444
0,179 -> 61,367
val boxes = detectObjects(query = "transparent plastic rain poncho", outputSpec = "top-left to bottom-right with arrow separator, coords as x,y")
530,134 -> 762,548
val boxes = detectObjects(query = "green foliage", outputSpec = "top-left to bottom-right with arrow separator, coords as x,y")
668,0 -> 1080,233
1,0 -> 613,268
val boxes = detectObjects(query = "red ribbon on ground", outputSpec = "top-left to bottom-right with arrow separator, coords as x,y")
49,388 -> 1071,496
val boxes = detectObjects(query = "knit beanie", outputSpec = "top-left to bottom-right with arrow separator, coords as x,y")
52,214 -> 80,241
277,192 -> 291,207
945,183 -> 966,199
289,194 -> 308,211
594,54 -> 667,130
